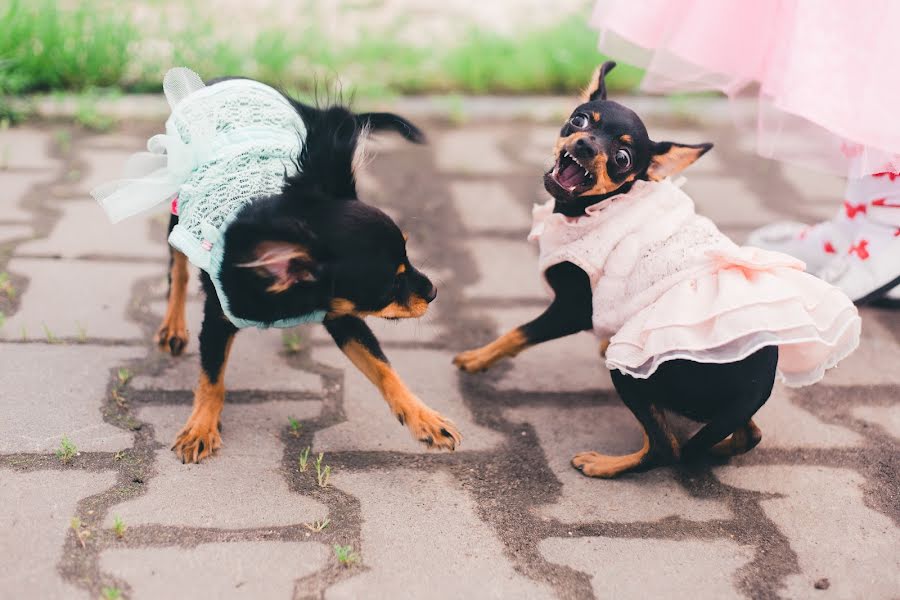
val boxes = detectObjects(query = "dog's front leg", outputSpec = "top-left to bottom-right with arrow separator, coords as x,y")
454,262 -> 593,372
172,276 -> 238,463
325,315 -> 461,450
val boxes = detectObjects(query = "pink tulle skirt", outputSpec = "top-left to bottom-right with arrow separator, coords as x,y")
591,0 -> 900,177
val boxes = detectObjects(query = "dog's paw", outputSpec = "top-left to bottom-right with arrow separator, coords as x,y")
572,451 -> 636,478
452,348 -> 496,373
400,406 -> 461,451
155,322 -> 188,356
171,416 -> 222,464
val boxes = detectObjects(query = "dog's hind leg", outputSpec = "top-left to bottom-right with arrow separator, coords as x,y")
156,213 -> 190,356
708,419 -> 762,457
172,274 -> 238,463
573,373 -> 681,478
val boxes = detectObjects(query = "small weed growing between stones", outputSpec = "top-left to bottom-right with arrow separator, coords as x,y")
0,272 -> 16,299
304,518 -> 330,532
111,389 -> 127,409
333,544 -> 359,567
315,452 -> 331,487
282,331 -> 302,354
117,368 -> 132,386
56,436 -> 78,463
288,417 -> 301,437
41,322 -> 58,344
75,321 -> 87,343
112,515 -> 126,539
101,586 -> 122,600
298,446 -> 310,472
70,517 -> 90,548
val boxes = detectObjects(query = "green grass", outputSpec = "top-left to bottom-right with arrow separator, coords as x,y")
101,587 -> 122,600
56,436 -> 78,463
333,544 -> 359,567
112,515 -> 126,539
0,2 -> 641,100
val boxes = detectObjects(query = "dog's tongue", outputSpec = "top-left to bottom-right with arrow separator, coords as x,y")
558,162 -> 586,188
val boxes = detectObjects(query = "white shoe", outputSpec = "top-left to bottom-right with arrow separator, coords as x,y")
818,217 -> 900,304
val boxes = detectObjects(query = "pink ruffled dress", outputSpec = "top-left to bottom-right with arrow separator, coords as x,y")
591,0 -> 900,177
528,178 -> 860,386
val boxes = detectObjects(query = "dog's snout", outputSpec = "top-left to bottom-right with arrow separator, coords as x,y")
574,137 -> 599,158
424,284 -> 437,303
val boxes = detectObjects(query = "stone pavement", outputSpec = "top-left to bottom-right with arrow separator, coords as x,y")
0,106 -> 898,600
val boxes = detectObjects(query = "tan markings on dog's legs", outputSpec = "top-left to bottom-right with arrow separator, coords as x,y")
172,335 -> 234,463
342,341 -> 461,450
453,328 -> 528,373
571,432 -> 651,478
709,419 -> 762,457
156,250 -> 190,356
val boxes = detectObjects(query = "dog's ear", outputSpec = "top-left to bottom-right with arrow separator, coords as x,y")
237,241 -> 319,293
646,141 -> 713,181
581,61 -> 617,102
356,112 -> 426,144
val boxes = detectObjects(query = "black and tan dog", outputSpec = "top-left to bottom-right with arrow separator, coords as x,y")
157,83 -> 460,463
454,62 -> 776,478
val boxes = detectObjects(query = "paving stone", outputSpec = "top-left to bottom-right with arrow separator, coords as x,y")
313,347 -> 503,452
820,314 -> 900,386
80,133 -> 146,150
106,401 -> 327,528
779,163 -> 845,203
505,405 -> 730,523
685,176 -> 784,228
716,466 -> 900,599
519,126 -> 562,170
17,199 -> 166,258
0,223 -> 33,244
76,147 -> 135,194
540,536 -> 753,600
1,468 -> 116,600
325,469 -> 555,600
478,306 -> 613,392
132,308 -> 323,393
464,237 -> 544,299
753,386 -> 862,448
434,128 -> 516,174
450,181 -> 532,233
1,258 -> 158,341
0,128 -> 59,169
851,404 -> 900,441
0,343 -> 140,452
101,541 -> 329,600
0,171 -> 50,221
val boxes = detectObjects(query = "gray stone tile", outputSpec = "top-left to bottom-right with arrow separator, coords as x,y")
1,469 -> 116,599
17,199 -> 166,258
851,404 -> 900,441
76,147 -> 135,194
1,258 -> 159,341
101,541 -> 329,599
505,405 -> 730,523
464,237 -> 544,299
716,466 -> 900,599
685,176 -> 785,228
450,181 -> 532,234
0,128 -> 59,170
0,171 -> 50,221
313,347 -> 503,452
132,319 -> 322,392
0,343 -> 140,452
479,307 -> 613,392
540,537 -> 753,600
325,469 -> 555,600
519,126 -> 561,170
106,401 -> 327,528
820,315 -> 900,386
753,386 -> 862,449
434,128 -> 515,174
80,133 -> 146,150
0,223 -> 33,244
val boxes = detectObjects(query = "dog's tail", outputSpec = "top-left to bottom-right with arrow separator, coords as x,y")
283,100 -> 425,201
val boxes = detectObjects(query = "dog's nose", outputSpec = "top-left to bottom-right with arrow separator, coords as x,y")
574,137 -> 598,158
424,284 -> 437,303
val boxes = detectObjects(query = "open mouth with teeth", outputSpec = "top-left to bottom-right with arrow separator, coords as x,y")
549,150 -> 595,196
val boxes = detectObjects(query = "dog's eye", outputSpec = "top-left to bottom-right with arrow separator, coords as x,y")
615,148 -> 632,170
569,114 -> 589,129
